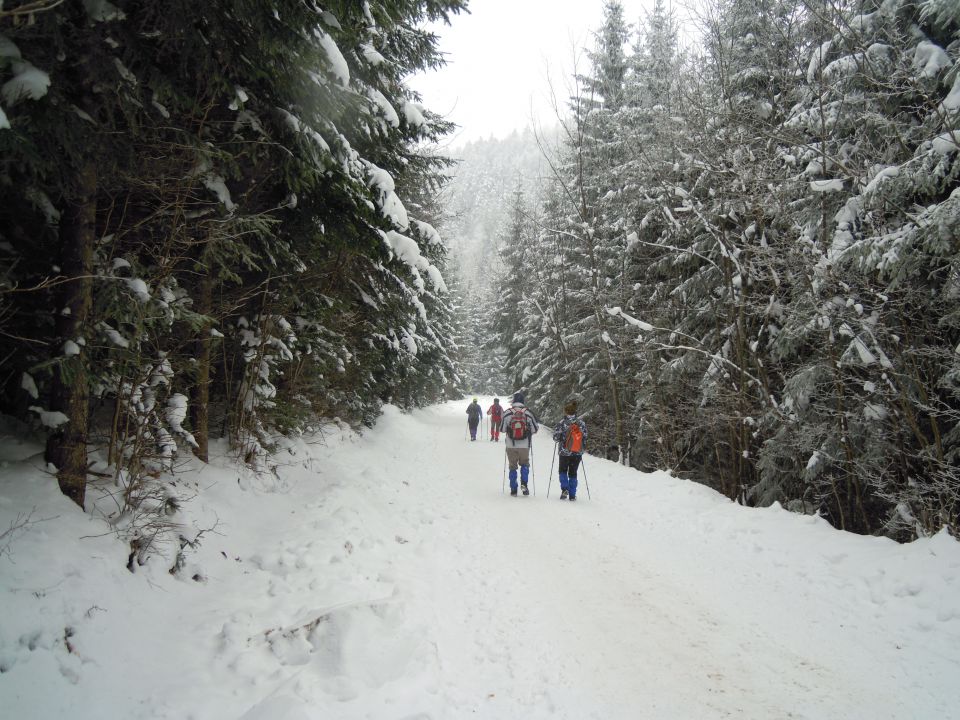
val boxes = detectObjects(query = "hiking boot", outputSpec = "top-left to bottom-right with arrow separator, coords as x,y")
569,495 -> 577,501
521,483 -> 529,496
560,489 -> 568,500
510,488 -> 518,496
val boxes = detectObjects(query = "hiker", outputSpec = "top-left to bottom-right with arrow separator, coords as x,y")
500,392 -> 539,496
486,398 -> 503,442
552,400 -> 587,501
466,397 -> 482,441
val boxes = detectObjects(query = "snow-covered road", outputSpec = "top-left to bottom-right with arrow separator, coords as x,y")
2,400 -> 959,719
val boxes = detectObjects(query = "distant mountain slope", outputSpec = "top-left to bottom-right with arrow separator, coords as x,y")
439,129 -> 551,294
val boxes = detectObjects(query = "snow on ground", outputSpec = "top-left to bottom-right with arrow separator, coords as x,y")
1,399 -> 959,719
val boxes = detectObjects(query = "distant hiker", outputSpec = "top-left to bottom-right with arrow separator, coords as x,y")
486,398 -> 503,442
466,398 -> 482,441
552,400 -> 587,501
501,392 -> 539,496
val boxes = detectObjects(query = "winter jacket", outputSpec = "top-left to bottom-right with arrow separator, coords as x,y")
500,403 -> 539,449
486,402 -> 503,422
553,415 -> 587,457
466,402 -> 482,424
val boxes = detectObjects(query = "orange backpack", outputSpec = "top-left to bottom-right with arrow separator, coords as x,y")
564,422 -> 584,453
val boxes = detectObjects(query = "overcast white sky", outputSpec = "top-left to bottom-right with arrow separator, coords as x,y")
410,0 -> 665,147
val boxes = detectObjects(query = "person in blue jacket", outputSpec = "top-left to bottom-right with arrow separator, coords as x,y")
465,398 -> 482,441
552,400 -> 587,500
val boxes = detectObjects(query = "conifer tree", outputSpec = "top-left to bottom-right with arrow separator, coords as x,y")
1,0 -> 466,533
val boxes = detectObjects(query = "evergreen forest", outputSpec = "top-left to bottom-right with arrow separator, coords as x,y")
1,0 -> 959,553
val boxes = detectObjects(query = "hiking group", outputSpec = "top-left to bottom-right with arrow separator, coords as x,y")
465,392 -> 588,501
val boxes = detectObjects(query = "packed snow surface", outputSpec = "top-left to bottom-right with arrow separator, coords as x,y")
1,400 -> 959,719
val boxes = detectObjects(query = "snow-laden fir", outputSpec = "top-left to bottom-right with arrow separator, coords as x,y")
2,400 -> 958,719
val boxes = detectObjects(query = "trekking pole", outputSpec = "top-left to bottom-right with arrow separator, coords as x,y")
581,455 -> 591,500
530,444 -> 536,496
502,450 -> 507,494
547,442 -> 557,497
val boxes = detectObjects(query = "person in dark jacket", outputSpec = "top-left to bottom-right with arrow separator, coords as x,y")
486,398 -> 503,442
466,398 -> 482,441
552,400 -> 587,500
500,392 -> 539,496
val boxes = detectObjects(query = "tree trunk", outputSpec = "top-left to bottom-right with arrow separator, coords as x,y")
190,270 -> 214,462
45,159 -> 97,509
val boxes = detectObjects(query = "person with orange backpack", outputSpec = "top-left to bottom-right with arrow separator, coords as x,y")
552,400 -> 587,501
500,392 -> 539,496
486,398 -> 503,441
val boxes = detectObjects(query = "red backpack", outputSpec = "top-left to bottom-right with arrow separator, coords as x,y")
508,409 -> 529,441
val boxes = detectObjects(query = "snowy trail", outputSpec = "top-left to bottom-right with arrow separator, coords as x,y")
357,404 -> 887,720
2,400 -> 959,719
224,401 -> 956,719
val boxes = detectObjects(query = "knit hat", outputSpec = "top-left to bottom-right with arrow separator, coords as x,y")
472,398 -> 478,403
512,392 -> 525,404
564,400 -> 577,415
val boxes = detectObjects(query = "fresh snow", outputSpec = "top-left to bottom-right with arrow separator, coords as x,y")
912,41 -> 951,79
0,34 -> 21,60
20,373 -> 38,400
165,393 -> 198,448
367,88 -> 400,128
411,219 -> 442,247
360,43 -> 386,67
26,406 -> 70,428
1,61 -> 51,105
380,230 -> 446,293
809,178 -> 843,193
82,0 -> 125,22
1,400 -> 959,719
365,162 -> 410,230
402,101 -> 427,128
124,277 -> 151,303
931,131 -> 959,155
315,30 -> 350,86
807,40 -> 832,83
607,305 -> 654,332
204,174 -> 237,212
943,75 -> 960,113
99,323 -> 130,348
864,165 -> 900,194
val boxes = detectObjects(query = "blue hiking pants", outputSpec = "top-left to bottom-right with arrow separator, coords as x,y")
558,454 -> 582,497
